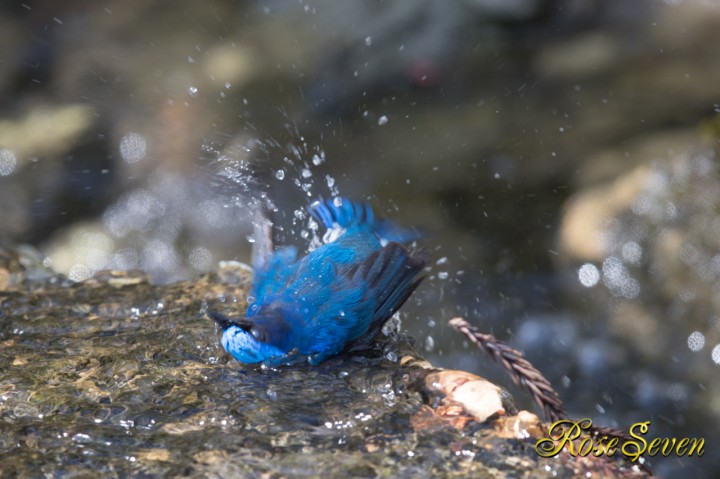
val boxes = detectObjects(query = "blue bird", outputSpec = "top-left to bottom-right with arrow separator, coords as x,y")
209,197 -> 426,366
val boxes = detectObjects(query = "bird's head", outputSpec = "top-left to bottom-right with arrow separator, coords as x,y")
209,310 -> 291,364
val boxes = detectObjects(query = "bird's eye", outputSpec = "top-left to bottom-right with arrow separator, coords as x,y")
250,327 -> 265,342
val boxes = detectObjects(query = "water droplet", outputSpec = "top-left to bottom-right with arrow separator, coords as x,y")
119,133 -> 147,164
438,271 -> 448,280
621,242 -> 642,264
312,154 -> 323,165
378,115 -> 388,126
189,247 -> 212,270
188,86 -> 199,97
225,82 -> 232,89
425,335 -> 435,352
712,344 -> 720,364
275,169 -> 285,180
688,331 -> 705,352
0,149 -> 17,176
68,264 -> 92,282
578,263 -> 600,287
365,36 -> 372,46
301,168 -> 312,178
72,433 -> 92,443
326,175 -> 335,188
386,351 -> 398,362
266,387 -> 278,400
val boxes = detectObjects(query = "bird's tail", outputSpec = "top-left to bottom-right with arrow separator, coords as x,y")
307,197 -> 421,244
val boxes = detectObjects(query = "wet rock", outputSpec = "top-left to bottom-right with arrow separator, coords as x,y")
0,244 -> 647,478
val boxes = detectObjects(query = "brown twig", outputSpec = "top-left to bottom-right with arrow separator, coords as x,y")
448,316 -> 651,474
449,317 -> 567,422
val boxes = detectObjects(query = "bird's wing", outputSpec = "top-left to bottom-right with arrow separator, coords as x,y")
311,241 -> 426,353
346,241 -> 426,341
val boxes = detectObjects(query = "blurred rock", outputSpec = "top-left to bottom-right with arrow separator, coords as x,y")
558,130 -> 713,262
556,134 -> 720,473
0,104 -> 99,240
559,132 -> 720,352
0,105 -> 93,165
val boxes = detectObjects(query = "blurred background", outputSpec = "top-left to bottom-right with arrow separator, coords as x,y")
1,0 -> 719,476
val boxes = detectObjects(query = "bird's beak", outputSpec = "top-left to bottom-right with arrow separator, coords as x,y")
208,311 -> 235,331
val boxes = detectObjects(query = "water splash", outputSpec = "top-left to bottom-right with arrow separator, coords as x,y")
0,149 -> 17,176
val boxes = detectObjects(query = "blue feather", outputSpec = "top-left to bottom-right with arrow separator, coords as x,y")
211,197 -> 425,366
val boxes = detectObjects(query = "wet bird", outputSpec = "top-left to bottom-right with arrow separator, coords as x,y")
210,197 -> 425,366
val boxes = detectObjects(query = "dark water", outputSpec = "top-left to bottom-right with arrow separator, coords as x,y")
1,0 -> 719,477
